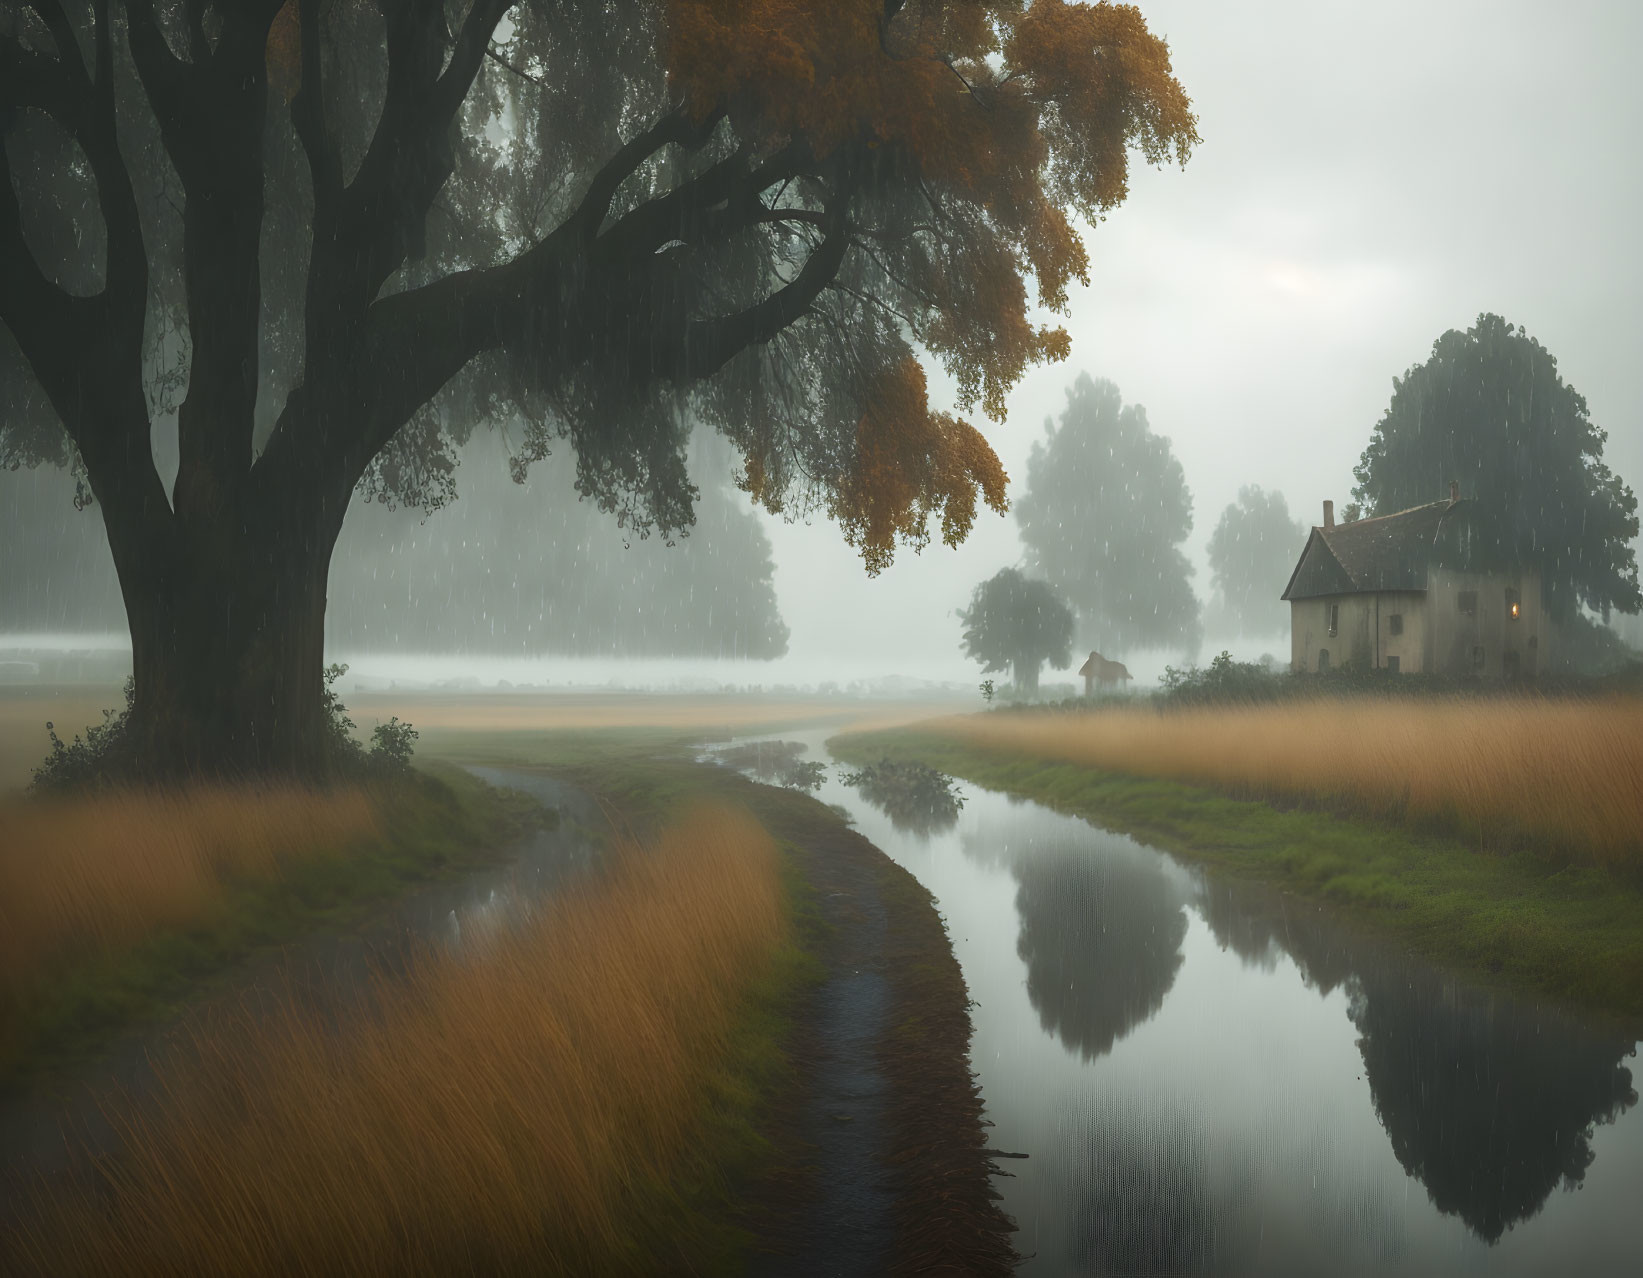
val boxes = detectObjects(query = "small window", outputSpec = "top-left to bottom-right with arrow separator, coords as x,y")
1327,603 -> 1340,636
1386,655 -> 1400,674
1318,648 -> 1331,673
1503,651 -> 1521,677
1472,645 -> 1486,671
1505,586 -> 1521,620
1388,613 -> 1404,636
1458,591 -> 1478,617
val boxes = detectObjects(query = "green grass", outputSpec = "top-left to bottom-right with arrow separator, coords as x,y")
831,727 -> 1643,1025
2,765 -> 548,1095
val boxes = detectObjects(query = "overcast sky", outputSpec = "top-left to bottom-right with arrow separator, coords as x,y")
760,0 -> 1643,676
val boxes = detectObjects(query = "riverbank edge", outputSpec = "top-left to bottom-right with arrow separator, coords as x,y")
0,764 -> 547,1097
830,727 -> 1643,1026
479,738 -> 1019,1275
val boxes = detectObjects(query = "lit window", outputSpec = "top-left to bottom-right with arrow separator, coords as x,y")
1388,613 -> 1404,636
1459,591 -> 1478,616
1505,586 -> 1521,620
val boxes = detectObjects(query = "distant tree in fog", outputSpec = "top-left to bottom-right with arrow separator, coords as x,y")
0,3 -> 1196,778
1205,486 -> 1306,637
1353,313 -> 1640,620
1014,375 -> 1200,655
328,434 -> 788,658
958,567 -> 1074,699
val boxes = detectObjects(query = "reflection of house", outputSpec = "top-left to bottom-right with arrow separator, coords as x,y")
1281,484 -> 1549,676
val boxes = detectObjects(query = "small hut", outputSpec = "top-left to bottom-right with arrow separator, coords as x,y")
1079,651 -> 1132,696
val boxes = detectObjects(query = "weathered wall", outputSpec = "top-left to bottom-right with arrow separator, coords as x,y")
1290,595 -> 1375,672
1375,591 -> 1428,674
1426,567 -> 1547,677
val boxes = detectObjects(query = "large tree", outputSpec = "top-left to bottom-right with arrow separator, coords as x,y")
1015,373 -> 1199,654
0,2 -> 1196,776
1205,484 -> 1305,637
1353,313 -> 1640,621
957,565 -> 1073,698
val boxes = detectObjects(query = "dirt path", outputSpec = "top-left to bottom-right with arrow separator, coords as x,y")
727,778 -> 1019,1277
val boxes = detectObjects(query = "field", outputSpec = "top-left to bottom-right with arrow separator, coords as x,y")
931,697 -> 1643,868
0,684 -> 958,795
2,786 -> 380,998
6,806 -> 794,1276
0,766 -> 541,1090
0,694 -> 1012,1272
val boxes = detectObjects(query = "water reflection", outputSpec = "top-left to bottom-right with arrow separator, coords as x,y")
1198,876 -> 1640,1243
964,815 -> 1191,1062
840,757 -> 966,838
724,733 -> 1643,1270
1350,969 -> 1637,1242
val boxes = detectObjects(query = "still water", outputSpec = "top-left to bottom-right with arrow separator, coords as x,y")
727,733 -> 1642,1276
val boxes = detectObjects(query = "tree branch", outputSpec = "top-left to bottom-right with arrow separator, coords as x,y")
291,0 -> 341,213
680,201 -> 851,379
26,0 -> 87,81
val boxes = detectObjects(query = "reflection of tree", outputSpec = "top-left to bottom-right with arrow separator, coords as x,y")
1349,972 -> 1637,1243
715,740 -> 826,790
842,759 -> 965,837
1010,841 -> 1189,1062
1197,878 -> 1639,1243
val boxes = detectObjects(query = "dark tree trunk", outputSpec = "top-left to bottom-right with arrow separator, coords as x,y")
1013,658 -> 1040,698
112,506 -> 342,781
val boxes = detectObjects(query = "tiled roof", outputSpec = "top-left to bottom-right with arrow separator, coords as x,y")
1282,499 -> 1464,600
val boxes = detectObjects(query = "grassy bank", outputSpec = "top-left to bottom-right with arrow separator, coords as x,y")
831,724 -> 1643,1022
926,698 -> 1643,868
7,806 -> 799,1276
0,767 -> 543,1092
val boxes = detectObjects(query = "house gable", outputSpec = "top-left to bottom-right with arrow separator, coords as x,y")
1281,530 -> 1355,601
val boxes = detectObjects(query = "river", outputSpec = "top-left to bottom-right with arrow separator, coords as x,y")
718,730 -> 1643,1276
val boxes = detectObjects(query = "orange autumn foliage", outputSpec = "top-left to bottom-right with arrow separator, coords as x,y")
827,359 -> 1010,573
667,1 -> 1197,568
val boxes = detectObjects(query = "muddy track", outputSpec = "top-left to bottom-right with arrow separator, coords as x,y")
728,777 -> 1019,1277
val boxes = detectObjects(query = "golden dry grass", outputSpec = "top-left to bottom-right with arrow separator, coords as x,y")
941,698 -> 1643,867
8,804 -> 788,1276
0,786 -> 380,997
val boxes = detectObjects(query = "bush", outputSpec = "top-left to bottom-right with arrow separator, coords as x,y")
32,678 -> 135,793
31,667 -> 416,790
326,664 -> 420,778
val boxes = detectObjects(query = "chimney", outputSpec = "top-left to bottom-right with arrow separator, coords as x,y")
1449,480 -> 1460,504
1323,500 -> 1335,529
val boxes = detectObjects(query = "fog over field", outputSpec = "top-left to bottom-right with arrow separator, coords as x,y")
3,0 -> 1639,689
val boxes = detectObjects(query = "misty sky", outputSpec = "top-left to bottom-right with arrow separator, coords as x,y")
761,0 -> 1643,673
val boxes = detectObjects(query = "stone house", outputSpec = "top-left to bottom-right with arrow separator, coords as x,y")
1281,484 -> 1550,677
